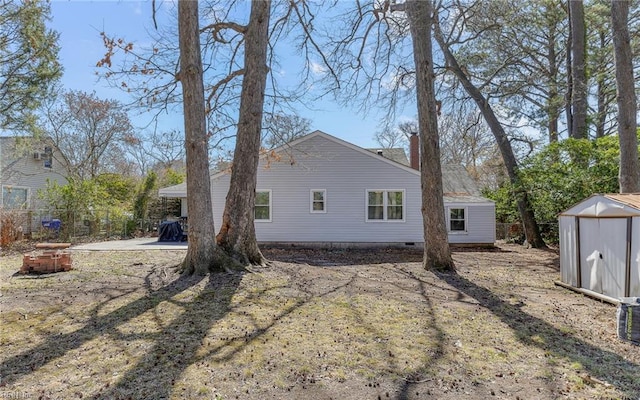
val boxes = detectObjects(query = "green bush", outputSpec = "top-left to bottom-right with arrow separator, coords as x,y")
484,133 -> 637,244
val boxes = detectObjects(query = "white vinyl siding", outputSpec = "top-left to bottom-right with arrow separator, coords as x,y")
1,137 -> 68,209
310,189 -> 326,213
255,190 -> 271,222
445,203 -> 495,244
366,190 -> 404,222
210,135 -> 422,243
206,132 -> 495,245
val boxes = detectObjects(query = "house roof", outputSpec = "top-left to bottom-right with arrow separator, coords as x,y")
366,148 -> 410,166
441,164 -> 482,197
159,130 -> 489,202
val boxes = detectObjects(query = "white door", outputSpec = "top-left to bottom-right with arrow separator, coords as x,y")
579,218 -> 627,298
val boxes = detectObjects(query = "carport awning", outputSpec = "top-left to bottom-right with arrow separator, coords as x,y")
158,182 -> 186,198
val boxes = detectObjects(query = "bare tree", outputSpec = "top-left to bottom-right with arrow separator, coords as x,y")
177,0 -> 219,275
611,0 -> 640,193
439,110 -> 499,182
263,113 -> 311,149
433,9 -> 546,249
125,129 -> 186,175
402,0 -> 454,271
98,1 -> 321,270
374,125 -> 409,150
215,0 -> 271,267
42,90 -> 134,180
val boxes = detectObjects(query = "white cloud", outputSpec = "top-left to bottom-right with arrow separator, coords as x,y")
308,61 -> 327,76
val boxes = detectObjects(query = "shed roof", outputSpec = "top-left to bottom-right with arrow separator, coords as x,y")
603,193 -> 640,210
560,193 -> 640,217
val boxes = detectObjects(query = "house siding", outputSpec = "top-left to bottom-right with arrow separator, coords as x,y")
207,133 -> 495,245
212,135 -> 423,243
445,203 -> 496,244
0,138 -> 67,209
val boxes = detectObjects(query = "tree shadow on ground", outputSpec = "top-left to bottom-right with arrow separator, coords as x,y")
263,247 -> 424,267
93,265 -> 360,398
92,272 -> 242,399
0,270 -> 207,388
436,271 -> 640,398
388,266 -> 448,400
263,246 -> 525,268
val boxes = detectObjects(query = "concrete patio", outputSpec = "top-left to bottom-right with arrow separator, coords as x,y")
70,237 -> 188,251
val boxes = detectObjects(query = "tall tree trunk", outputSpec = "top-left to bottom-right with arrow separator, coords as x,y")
547,30 -> 559,143
545,3 -> 560,144
434,17 -> 546,249
569,0 -> 588,139
216,0 -> 270,266
406,0 -> 454,272
611,0 -> 640,193
565,0 -> 573,137
595,31 -> 607,139
178,0 -> 219,275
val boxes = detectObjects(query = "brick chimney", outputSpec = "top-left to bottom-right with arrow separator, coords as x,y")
409,132 -> 419,170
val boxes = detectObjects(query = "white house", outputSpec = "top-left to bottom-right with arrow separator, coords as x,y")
559,193 -> 640,300
0,136 -> 68,210
159,130 -> 496,247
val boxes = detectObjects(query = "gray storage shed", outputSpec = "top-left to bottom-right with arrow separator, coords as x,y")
559,194 -> 640,301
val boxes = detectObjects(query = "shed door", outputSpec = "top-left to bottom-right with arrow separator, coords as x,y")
578,218 -> 627,298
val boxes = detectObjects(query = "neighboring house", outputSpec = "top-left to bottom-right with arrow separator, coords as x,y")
159,130 -> 495,246
0,136 -> 68,210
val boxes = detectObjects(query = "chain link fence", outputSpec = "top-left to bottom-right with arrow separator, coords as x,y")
496,222 -> 559,244
0,208 -> 164,245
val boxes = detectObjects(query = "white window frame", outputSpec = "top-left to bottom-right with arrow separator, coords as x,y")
447,206 -> 468,233
310,189 -> 327,214
365,189 -> 405,222
2,185 -> 30,209
254,190 -> 272,222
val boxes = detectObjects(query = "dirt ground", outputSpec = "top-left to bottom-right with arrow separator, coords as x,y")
0,242 -> 639,400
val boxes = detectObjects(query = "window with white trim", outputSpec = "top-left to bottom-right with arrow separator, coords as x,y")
310,189 -> 326,213
366,190 -> 404,221
448,207 -> 467,232
2,186 -> 29,209
254,190 -> 271,221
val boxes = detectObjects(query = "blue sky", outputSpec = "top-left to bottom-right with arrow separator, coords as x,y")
47,1 -> 415,149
